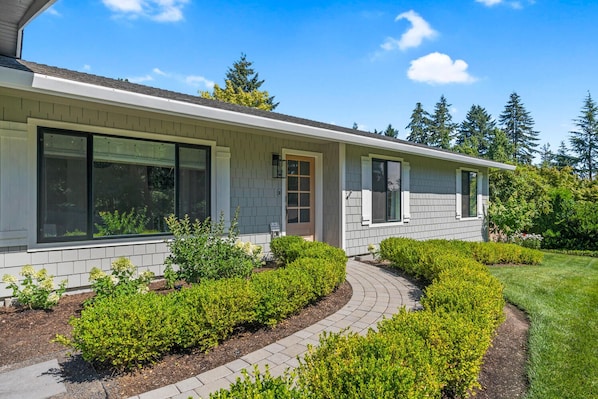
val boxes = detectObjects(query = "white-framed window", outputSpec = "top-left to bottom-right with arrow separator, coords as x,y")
456,168 -> 483,220
361,155 -> 410,226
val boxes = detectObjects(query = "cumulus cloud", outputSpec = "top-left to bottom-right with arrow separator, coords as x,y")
407,52 -> 477,85
381,10 -> 437,51
152,68 -> 168,76
128,74 -> 154,83
185,75 -> 215,89
82,64 -> 91,71
476,0 -> 532,9
476,0 -> 503,5
101,0 -> 188,22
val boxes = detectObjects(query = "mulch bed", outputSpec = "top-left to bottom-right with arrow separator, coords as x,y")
0,265 -> 529,399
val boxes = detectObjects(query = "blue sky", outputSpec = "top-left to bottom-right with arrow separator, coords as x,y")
22,0 -> 598,152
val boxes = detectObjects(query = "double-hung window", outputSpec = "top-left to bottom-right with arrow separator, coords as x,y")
38,128 -> 210,242
361,155 -> 410,226
456,168 -> 482,220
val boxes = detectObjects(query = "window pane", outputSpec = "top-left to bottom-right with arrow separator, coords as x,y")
93,136 -> 175,237
386,161 -> 401,222
300,177 -> 310,191
300,209 -> 310,223
462,171 -> 477,218
288,209 -> 298,224
372,159 -> 386,223
300,193 -> 310,207
288,193 -> 298,207
39,132 -> 88,240
288,176 -> 298,191
287,160 -> 298,175
179,146 -> 209,222
299,161 -> 310,175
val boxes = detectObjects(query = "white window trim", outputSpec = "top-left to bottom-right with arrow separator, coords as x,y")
456,168 -> 483,220
361,153 -> 410,227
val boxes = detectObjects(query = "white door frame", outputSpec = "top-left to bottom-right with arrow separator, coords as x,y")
281,149 -> 323,241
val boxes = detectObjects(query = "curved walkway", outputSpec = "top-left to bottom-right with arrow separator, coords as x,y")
130,260 -> 422,399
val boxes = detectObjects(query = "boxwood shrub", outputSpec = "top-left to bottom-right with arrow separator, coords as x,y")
57,239 -> 346,370
214,238 -> 540,398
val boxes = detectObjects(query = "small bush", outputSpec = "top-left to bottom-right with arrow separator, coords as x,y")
2,265 -> 67,310
210,366 -> 301,399
164,212 -> 259,286
270,235 -> 307,265
170,278 -> 256,350
87,257 -> 154,303
58,293 -> 176,369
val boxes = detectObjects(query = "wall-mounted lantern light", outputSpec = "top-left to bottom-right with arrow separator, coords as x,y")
272,153 -> 286,178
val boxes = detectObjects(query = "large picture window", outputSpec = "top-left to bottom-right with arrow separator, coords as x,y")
372,159 -> 401,223
38,128 -> 210,242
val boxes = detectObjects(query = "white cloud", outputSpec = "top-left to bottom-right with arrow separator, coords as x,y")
152,68 -> 168,76
101,0 -> 188,22
476,0 -> 503,5
407,52 -> 477,85
128,74 -> 154,83
381,10 -> 437,51
82,64 -> 91,71
185,75 -> 215,89
46,6 -> 62,16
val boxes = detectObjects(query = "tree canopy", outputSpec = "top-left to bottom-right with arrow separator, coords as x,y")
200,53 -> 278,111
569,91 -> 598,179
498,92 -> 539,164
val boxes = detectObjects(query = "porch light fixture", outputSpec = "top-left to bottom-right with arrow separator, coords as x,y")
272,153 -> 286,178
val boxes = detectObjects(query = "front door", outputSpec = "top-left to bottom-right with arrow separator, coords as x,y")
286,155 -> 315,240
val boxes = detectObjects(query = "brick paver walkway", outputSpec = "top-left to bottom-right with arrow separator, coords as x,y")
130,259 -> 422,399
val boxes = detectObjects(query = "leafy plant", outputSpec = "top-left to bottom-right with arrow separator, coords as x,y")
163,211 -> 259,286
95,207 -> 148,236
2,265 -> 67,310
87,257 -> 154,304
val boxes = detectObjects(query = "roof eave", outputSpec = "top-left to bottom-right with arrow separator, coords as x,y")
1,67 -> 516,171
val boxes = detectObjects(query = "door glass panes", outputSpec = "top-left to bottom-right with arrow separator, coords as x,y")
287,158 -> 312,224
39,132 -> 88,240
93,136 -> 175,237
179,146 -> 209,222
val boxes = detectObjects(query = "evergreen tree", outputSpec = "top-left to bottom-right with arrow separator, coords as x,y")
383,124 -> 399,138
405,102 -> 431,145
554,141 -> 576,169
498,92 -> 540,164
487,128 -> 514,163
569,91 -> 598,179
539,143 -> 554,167
200,53 -> 278,111
429,95 -> 457,149
352,122 -> 359,130
454,105 -> 495,157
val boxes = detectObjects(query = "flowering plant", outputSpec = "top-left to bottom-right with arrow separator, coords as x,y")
509,232 -> 543,250
235,240 -> 265,265
1,265 -> 67,310
367,243 -> 380,260
88,257 -> 154,303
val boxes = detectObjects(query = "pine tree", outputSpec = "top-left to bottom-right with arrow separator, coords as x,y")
405,102 -> 431,145
429,95 -> 457,149
383,124 -> 399,138
498,92 -> 540,164
569,91 -> 598,179
454,105 -> 495,157
200,53 -> 278,111
539,143 -> 554,167
554,141 -> 576,169
487,128 -> 514,163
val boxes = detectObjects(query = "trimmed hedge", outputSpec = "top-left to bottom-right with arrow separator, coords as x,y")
213,238 -> 540,398
58,239 -> 346,370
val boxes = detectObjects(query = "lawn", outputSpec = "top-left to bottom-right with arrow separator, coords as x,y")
489,253 -> 598,399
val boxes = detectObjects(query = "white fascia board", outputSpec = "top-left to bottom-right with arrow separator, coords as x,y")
3,68 -> 515,171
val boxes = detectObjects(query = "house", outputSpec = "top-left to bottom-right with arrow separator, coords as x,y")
0,0 -> 515,297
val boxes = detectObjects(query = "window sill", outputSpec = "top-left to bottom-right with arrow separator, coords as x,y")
28,235 -> 172,253
368,221 -> 405,228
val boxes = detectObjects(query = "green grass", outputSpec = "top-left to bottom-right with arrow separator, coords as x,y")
489,253 -> 598,399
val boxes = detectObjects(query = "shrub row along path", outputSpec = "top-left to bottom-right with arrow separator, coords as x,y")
0,259 -> 422,399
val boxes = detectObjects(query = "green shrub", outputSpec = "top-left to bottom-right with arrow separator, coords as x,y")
170,278 -> 256,350
210,366 -> 301,399
95,207 -> 148,236
2,265 -> 67,310
163,212 -> 258,286
57,292 -> 176,370
297,328 -> 442,399
87,257 -> 154,304
270,236 -> 307,265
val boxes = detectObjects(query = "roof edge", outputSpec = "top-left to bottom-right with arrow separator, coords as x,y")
1,64 -> 515,171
